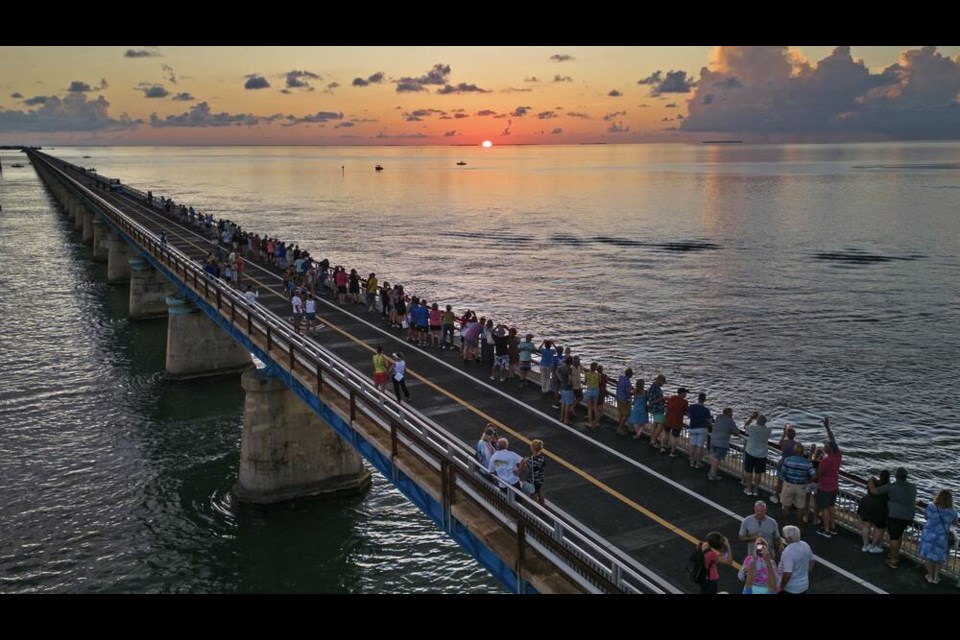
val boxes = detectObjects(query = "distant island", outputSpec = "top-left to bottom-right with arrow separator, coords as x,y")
701,140 -> 744,144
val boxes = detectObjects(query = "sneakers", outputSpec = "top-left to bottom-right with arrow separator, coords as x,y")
861,545 -> 871,552
743,488 -> 754,496
707,474 -> 722,481
868,545 -> 884,554
816,528 -> 833,538
768,495 -> 780,505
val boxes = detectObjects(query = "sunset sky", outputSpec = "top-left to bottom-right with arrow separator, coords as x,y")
2,46 -> 959,146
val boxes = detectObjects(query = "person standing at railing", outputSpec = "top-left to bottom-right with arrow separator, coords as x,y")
488,437 -> 524,491
778,443 -> 816,527
508,328 -> 521,381
461,313 -> 481,362
873,467 -> 917,569
706,407 -> 741,481
570,356 -> 584,416
647,374 -> 667,449
481,319 -> 495,369
429,303 -> 442,349
686,393 -> 712,469
440,305 -> 456,351
614,368 -> 634,436
662,388 -> 689,458
584,362 -> 602,428
770,424 -> 796,505
526,439 -> 547,506
538,340 -> 557,394
558,355 -> 576,425
517,333 -> 536,387
741,413 -> 771,497
858,470 -> 889,553
380,283 -> 393,323
919,489 -> 957,584
335,267 -> 349,304
348,269 -> 361,305
475,425 -> 497,471
243,285 -> 259,306
815,417 -> 842,538
629,379 -> 648,439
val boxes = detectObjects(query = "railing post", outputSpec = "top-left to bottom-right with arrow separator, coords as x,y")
316,366 -> 323,395
216,287 -> 221,311
266,326 -> 272,352
350,389 -> 356,422
516,520 -> 526,593
247,310 -> 252,336
289,342 -> 295,371
390,422 -> 398,458
441,459 -> 451,532
231,298 -> 236,323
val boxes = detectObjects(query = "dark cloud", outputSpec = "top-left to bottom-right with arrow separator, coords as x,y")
285,70 -> 320,89
551,127 -> 563,134
150,101 -> 282,128
501,119 -> 512,136
172,92 -> 195,101
677,114 -> 685,120
683,46 -> 960,139
443,130 -> 458,137
284,111 -> 344,126
68,81 -> 92,93
325,82 -> 339,94
638,103 -> 649,108
405,115 -> 422,122
244,74 -> 271,90
608,122 -> 630,133
396,63 -> 451,92
10,92 -> 23,99
375,131 -> 428,139
602,110 -> 626,122
665,103 -> 677,108
566,111 -> 591,119
637,71 -> 662,85
137,83 -> 170,99
553,75 -> 573,83
0,93 -> 141,132
644,70 -> 695,96
537,111 -> 558,119
502,87 -> 533,93
124,48 -> 162,58
608,89 -> 623,97
281,89 -> 291,95
454,112 -> 469,119
438,82 -> 490,95
335,121 -> 354,128
476,109 -> 497,116
353,71 -> 385,87
524,76 -> 540,83
408,108 -> 444,118
550,54 -> 574,62
512,106 -> 531,117
396,82 -> 425,93
162,64 -> 177,85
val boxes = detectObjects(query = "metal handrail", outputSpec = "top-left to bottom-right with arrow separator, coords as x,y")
33,150 -> 671,594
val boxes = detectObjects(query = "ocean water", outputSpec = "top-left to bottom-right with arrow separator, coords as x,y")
1,142 -> 958,592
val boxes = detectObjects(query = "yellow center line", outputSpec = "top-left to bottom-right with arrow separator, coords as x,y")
142,209 -> 719,556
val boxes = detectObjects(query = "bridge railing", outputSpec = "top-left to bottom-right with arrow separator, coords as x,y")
36,151 -> 675,594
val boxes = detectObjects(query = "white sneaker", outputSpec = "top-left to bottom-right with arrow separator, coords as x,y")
868,545 -> 884,554
861,545 -> 871,552
743,488 -> 753,496
769,495 -> 780,505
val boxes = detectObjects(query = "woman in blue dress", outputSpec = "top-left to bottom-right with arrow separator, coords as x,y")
918,489 -> 957,584
629,379 -> 648,439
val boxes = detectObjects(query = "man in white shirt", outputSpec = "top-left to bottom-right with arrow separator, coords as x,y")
291,290 -> 303,334
488,438 -> 524,490
778,525 -> 815,594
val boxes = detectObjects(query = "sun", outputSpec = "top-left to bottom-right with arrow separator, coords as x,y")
481,140 -> 493,148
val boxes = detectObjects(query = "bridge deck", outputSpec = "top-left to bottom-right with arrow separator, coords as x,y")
53,158 -> 952,595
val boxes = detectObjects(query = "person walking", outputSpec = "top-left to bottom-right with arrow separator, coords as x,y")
390,352 -> 411,404
777,525 -> 815,594
696,532 -> 733,594
372,345 -> 390,394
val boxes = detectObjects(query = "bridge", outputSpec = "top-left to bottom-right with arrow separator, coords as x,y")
27,149 -> 957,594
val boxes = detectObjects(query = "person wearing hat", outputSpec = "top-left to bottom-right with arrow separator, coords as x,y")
815,417 -> 842,538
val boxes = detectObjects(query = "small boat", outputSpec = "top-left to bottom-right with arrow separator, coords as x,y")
456,161 -> 467,166
82,155 -> 91,159
374,164 -> 384,171
9,163 -> 25,168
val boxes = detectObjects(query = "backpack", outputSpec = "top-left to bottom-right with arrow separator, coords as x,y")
687,545 -> 707,584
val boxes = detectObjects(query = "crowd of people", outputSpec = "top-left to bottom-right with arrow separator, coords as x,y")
142,188 -> 957,592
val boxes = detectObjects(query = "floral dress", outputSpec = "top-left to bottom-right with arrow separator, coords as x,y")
918,504 -> 958,564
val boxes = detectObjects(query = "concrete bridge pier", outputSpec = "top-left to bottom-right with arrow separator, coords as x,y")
164,296 -> 253,379
81,208 -> 95,245
235,368 -> 371,504
91,217 -> 109,262
106,232 -> 132,283
72,200 -> 85,231
128,257 -> 175,319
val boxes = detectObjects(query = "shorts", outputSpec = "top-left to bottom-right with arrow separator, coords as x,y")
651,412 -> 665,424
711,446 -> 729,461
688,429 -> 708,447
816,490 -> 837,509
495,355 -> 509,369
306,312 -> 316,320
781,482 -> 806,509
805,482 -> 818,494
337,285 -> 347,294
373,372 -> 389,385
584,388 -> 599,401
293,312 -> 303,321
562,389 -> 576,406
887,517 -> 910,541
429,325 -> 441,332
418,325 -> 429,333
519,361 -> 531,371
617,401 -> 630,420
667,426 -> 682,438
743,453 -> 767,474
